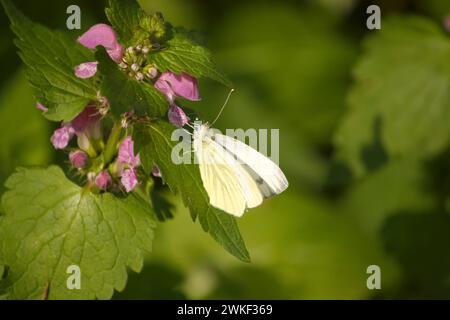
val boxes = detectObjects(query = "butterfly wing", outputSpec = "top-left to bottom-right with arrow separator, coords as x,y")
212,133 -> 289,198
196,135 -> 263,217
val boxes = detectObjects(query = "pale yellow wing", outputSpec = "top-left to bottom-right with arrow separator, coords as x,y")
213,133 -> 288,197
197,137 -> 263,217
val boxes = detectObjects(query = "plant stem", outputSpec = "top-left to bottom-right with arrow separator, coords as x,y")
103,122 -> 123,166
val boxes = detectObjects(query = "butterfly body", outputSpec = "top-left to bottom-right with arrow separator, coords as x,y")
193,122 -> 288,217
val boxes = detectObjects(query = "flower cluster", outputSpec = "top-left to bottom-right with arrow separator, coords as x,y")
38,21 -> 205,194
44,103 -> 143,192
73,23 -> 201,128
119,44 -> 159,82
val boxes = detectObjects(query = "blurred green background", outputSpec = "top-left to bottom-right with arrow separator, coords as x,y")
1,0 -> 450,299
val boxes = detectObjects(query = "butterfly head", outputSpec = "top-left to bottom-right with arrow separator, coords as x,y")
193,119 -> 211,139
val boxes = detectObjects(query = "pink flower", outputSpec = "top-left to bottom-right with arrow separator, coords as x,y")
155,72 -> 200,103
69,150 -> 88,169
152,166 -> 162,178
50,106 -> 102,151
78,24 -> 124,63
36,102 -> 48,113
95,171 -> 112,190
70,105 -> 102,136
121,169 -> 138,192
168,105 -> 190,127
72,105 -> 102,152
74,61 -> 98,79
118,136 -> 140,168
50,126 -> 75,149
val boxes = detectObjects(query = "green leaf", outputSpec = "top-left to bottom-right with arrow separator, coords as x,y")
96,48 -> 168,117
0,166 -> 156,299
1,0 -> 98,122
335,16 -> 450,176
342,159 -> 433,236
105,0 -> 146,45
149,31 -> 233,87
134,121 -> 250,262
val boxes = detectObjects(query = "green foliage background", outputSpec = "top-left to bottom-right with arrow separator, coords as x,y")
1,0 -> 450,299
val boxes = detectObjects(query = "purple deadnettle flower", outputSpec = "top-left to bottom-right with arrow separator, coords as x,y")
69,150 -> 88,169
50,125 -> 75,150
118,136 -> 140,168
71,105 -> 103,153
74,61 -> 98,79
50,105 -> 102,151
78,24 -> 124,63
121,168 -> 138,193
95,171 -> 112,190
70,105 -> 102,137
168,105 -> 190,127
36,102 -> 48,113
155,72 -> 200,103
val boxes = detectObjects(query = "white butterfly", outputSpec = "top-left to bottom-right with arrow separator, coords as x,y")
192,122 -> 288,217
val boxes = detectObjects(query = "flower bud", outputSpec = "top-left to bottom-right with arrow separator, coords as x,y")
135,72 -> 144,81
95,171 -> 112,190
152,165 -> 162,178
142,47 -> 150,54
51,126 -> 75,150
69,150 -> 88,169
131,63 -> 140,72
36,102 -> 48,113
168,104 -> 190,128
146,66 -> 158,79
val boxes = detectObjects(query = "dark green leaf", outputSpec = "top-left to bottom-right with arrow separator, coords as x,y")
149,32 -> 233,87
1,0 -> 98,122
105,0 -> 146,45
0,166 -> 156,299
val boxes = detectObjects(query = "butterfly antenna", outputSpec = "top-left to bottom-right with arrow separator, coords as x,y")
211,89 -> 235,126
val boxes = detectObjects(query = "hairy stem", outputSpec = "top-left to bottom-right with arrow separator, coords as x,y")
103,122 -> 123,166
